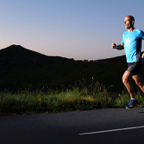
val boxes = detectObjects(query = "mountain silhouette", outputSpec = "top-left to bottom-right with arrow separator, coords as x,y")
0,45 -> 130,92
97,55 -> 126,63
0,44 -> 74,67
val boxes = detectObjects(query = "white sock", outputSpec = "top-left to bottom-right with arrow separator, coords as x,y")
131,98 -> 136,100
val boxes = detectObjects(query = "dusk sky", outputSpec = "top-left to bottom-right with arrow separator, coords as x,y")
1,0 -> 144,60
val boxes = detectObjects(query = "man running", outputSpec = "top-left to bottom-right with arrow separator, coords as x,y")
112,15 -> 144,109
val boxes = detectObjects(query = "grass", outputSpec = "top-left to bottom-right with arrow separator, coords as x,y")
1,79 -> 144,116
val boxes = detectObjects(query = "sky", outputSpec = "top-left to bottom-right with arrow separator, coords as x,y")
0,0 -> 144,60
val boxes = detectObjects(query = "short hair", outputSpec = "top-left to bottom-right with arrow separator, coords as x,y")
127,15 -> 135,22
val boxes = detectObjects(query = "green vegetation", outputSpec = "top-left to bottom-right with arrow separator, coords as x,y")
1,79 -> 144,116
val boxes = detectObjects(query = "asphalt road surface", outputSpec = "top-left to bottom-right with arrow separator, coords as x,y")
1,108 -> 144,144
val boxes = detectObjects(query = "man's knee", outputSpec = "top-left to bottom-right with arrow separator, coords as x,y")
135,79 -> 142,86
122,76 -> 129,85
122,71 -> 131,85
133,75 -> 144,86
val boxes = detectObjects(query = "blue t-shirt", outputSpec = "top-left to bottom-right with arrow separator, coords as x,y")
121,29 -> 144,63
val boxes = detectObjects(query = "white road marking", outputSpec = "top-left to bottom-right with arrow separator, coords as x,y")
79,125 -> 144,135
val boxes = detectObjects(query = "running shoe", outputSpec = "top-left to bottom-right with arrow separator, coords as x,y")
126,98 -> 137,109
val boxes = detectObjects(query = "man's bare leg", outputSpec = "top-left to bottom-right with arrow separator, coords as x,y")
132,74 -> 144,93
122,71 -> 135,98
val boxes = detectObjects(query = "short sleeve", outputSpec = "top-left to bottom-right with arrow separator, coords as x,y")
121,34 -> 124,44
140,30 -> 144,39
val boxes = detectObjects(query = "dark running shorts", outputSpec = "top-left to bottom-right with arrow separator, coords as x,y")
127,62 -> 143,76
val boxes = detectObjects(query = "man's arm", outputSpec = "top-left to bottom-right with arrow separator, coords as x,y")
112,43 -> 124,50
142,53 -> 144,59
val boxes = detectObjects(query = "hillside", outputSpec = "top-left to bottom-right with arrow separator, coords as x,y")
0,45 -> 74,66
97,55 -> 126,63
0,44 -> 143,93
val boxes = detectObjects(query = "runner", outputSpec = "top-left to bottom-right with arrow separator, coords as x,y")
112,15 -> 144,109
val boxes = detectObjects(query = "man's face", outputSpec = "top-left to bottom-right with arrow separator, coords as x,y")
124,16 -> 133,29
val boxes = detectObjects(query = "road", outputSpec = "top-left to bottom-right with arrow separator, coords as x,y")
1,108 -> 144,144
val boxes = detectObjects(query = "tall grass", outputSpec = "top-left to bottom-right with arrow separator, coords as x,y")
0,78 -> 144,116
